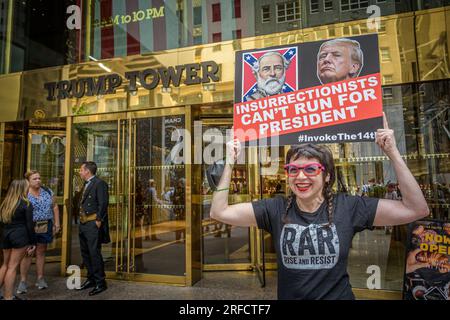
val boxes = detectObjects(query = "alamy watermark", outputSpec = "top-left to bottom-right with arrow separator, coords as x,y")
162,121 -> 282,175
366,265 -> 381,290
66,265 -> 81,290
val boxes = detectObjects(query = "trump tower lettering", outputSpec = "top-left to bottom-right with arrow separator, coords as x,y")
234,34 -> 383,146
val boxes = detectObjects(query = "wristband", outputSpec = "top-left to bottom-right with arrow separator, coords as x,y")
215,187 -> 229,192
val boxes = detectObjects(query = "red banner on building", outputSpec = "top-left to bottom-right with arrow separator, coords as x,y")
234,34 -> 383,146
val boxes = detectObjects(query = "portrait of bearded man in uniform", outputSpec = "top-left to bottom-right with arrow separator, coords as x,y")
247,51 -> 290,101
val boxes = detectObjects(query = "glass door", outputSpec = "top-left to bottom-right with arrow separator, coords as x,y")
68,110 -> 187,283
128,110 -> 186,278
253,146 -> 287,286
69,115 -> 124,275
200,120 -> 254,270
27,129 -> 66,261
259,145 -> 286,269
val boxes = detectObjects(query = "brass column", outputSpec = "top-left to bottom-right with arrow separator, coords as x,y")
61,116 -> 73,275
84,0 -> 92,61
4,0 -> 14,73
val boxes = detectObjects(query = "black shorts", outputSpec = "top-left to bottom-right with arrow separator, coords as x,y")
0,227 -> 30,249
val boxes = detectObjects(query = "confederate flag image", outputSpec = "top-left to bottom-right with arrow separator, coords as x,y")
241,47 -> 298,102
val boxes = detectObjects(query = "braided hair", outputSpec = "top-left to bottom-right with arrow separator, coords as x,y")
282,144 -> 336,227
282,191 -> 295,224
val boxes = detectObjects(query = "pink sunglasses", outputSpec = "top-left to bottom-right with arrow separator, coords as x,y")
283,162 -> 325,177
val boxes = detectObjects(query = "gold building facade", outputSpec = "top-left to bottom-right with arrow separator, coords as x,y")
0,3 -> 449,299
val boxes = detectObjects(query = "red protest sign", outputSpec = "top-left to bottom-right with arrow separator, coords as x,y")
234,34 -> 383,146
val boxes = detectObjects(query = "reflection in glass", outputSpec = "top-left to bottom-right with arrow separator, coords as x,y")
29,133 -> 65,197
28,131 -> 66,257
132,115 -> 186,275
417,81 -> 450,221
70,121 -> 119,273
3,0 -> 450,75
10,0 -> 74,73
341,82 -> 449,290
70,116 -> 186,277
0,122 -> 25,201
260,146 -> 285,266
201,123 -> 251,265
416,10 -> 450,81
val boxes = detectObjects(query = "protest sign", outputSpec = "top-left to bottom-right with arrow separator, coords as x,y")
403,220 -> 450,300
234,34 -> 383,146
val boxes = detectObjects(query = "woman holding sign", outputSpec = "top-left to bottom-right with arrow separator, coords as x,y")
210,114 -> 429,299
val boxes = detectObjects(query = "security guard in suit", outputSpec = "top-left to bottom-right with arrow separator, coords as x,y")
76,161 -> 110,296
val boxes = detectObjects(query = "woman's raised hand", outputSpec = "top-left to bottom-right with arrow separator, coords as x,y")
226,138 -> 242,165
376,112 -> 399,158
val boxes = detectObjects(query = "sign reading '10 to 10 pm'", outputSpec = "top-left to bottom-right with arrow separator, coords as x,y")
93,6 -> 165,28
233,33 -> 383,146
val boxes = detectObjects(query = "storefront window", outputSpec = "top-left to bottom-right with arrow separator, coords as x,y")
10,0 -> 75,73
0,0 -> 9,74
0,121 -> 25,201
417,81 -> 450,221
415,9 -> 450,82
346,82 -> 449,290
201,122 -> 252,266
414,0 -> 450,10
28,132 -> 65,197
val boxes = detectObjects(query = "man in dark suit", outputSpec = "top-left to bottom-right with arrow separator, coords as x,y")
76,161 -> 110,296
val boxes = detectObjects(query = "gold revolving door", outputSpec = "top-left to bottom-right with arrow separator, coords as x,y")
66,108 -> 190,284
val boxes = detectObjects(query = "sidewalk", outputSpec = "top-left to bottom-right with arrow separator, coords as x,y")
15,263 -> 278,300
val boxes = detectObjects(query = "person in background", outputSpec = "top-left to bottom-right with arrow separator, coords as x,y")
273,182 -> 285,196
162,186 -> 175,221
17,170 -> 60,294
396,183 -> 402,200
173,178 -> 186,240
146,179 -> 162,241
361,181 -> 370,196
76,161 -> 110,296
368,178 -> 386,199
0,179 -> 36,300
385,183 -> 400,201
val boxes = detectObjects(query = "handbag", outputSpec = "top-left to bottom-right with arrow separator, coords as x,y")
34,220 -> 49,234
206,159 -> 225,191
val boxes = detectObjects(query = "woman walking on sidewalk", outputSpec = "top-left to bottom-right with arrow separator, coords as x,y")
0,179 -> 36,300
210,114 -> 429,299
17,170 -> 60,294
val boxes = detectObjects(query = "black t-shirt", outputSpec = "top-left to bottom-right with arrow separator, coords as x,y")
252,193 -> 379,300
